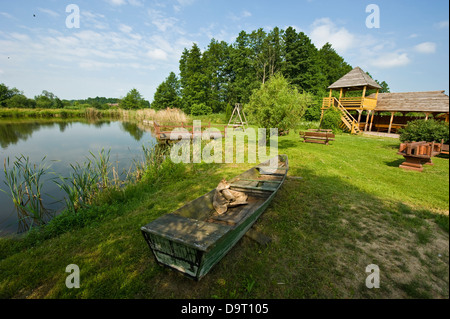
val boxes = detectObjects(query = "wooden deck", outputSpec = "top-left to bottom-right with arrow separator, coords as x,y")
323,97 -> 378,110
153,121 -> 227,143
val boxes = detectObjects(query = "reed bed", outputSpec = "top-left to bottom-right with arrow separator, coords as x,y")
135,108 -> 188,124
0,107 -> 187,125
1,156 -> 53,233
2,145 -> 168,232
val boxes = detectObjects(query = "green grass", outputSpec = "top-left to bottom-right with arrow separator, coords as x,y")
0,129 -> 448,299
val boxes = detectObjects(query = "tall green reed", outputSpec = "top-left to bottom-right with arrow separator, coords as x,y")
54,161 -> 98,213
1,156 -> 53,233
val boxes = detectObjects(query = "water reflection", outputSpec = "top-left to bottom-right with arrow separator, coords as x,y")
120,122 -> 144,141
0,119 -> 156,235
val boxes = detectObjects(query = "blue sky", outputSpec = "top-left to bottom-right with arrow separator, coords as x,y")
0,0 -> 448,101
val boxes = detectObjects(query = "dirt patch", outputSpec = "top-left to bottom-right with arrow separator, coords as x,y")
330,209 -> 449,298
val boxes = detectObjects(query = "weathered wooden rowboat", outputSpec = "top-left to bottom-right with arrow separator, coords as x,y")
141,154 -> 288,280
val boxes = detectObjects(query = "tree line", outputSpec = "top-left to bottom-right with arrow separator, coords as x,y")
151,26 -> 390,117
0,84 -> 149,110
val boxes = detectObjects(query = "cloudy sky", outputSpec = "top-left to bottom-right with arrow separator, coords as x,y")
0,0 -> 448,101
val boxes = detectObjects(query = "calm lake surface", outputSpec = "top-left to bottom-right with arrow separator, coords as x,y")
0,119 -> 157,236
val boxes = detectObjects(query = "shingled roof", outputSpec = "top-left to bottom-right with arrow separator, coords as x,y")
328,66 -> 382,90
366,90 -> 449,113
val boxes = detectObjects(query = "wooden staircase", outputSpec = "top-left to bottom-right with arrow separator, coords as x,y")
323,97 -> 360,134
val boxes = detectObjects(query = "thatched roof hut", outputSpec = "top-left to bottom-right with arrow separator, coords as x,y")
328,66 -> 382,91
367,90 -> 449,114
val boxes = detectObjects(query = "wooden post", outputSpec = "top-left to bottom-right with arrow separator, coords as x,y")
361,86 -> 367,109
364,110 -> 371,132
369,111 -> 375,132
424,112 -> 430,120
357,109 -> 362,125
328,89 -> 333,107
375,88 -> 379,100
388,112 -> 395,134
339,88 -> 343,100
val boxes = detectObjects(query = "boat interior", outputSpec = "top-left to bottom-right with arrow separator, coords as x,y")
171,155 -> 288,228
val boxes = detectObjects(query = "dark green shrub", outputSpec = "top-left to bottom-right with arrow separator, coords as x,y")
320,107 -> 342,133
303,103 -> 322,121
190,103 -> 212,116
399,119 -> 449,144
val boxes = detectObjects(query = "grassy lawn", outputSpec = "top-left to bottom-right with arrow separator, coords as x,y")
0,130 -> 448,299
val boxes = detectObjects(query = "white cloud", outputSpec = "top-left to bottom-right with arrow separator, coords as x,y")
37,8 -> 60,18
242,10 -> 252,18
229,10 -> 253,21
119,24 -> 133,33
0,12 -> 14,19
104,0 -> 144,6
147,9 -> 179,32
414,42 -> 436,54
83,11 -> 109,30
128,0 -> 144,6
10,33 -> 30,42
105,0 -> 127,6
176,0 -> 196,6
309,18 -> 355,53
371,52 -> 410,68
147,48 -> 168,60
435,20 -> 449,29
149,35 -> 174,52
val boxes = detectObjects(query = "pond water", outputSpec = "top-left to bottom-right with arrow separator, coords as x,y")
0,119 -> 157,236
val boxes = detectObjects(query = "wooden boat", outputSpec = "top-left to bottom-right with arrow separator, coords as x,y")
141,154 -> 288,280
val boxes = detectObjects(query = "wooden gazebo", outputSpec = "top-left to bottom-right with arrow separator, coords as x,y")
366,91 -> 450,133
322,67 -> 382,134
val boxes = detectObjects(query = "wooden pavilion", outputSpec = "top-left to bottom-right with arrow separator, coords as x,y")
366,91 -> 449,133
322,67 -> 450,134
322,66 -> 382,134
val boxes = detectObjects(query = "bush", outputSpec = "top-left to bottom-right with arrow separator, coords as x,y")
245,73 -> 310,133
399,119 -> 449,144
320,107 -> 342,133
304,103 -> 322,121
190,103 -> 212,116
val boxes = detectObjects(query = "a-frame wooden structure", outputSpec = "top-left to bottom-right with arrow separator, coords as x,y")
227,103 -> 248,131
